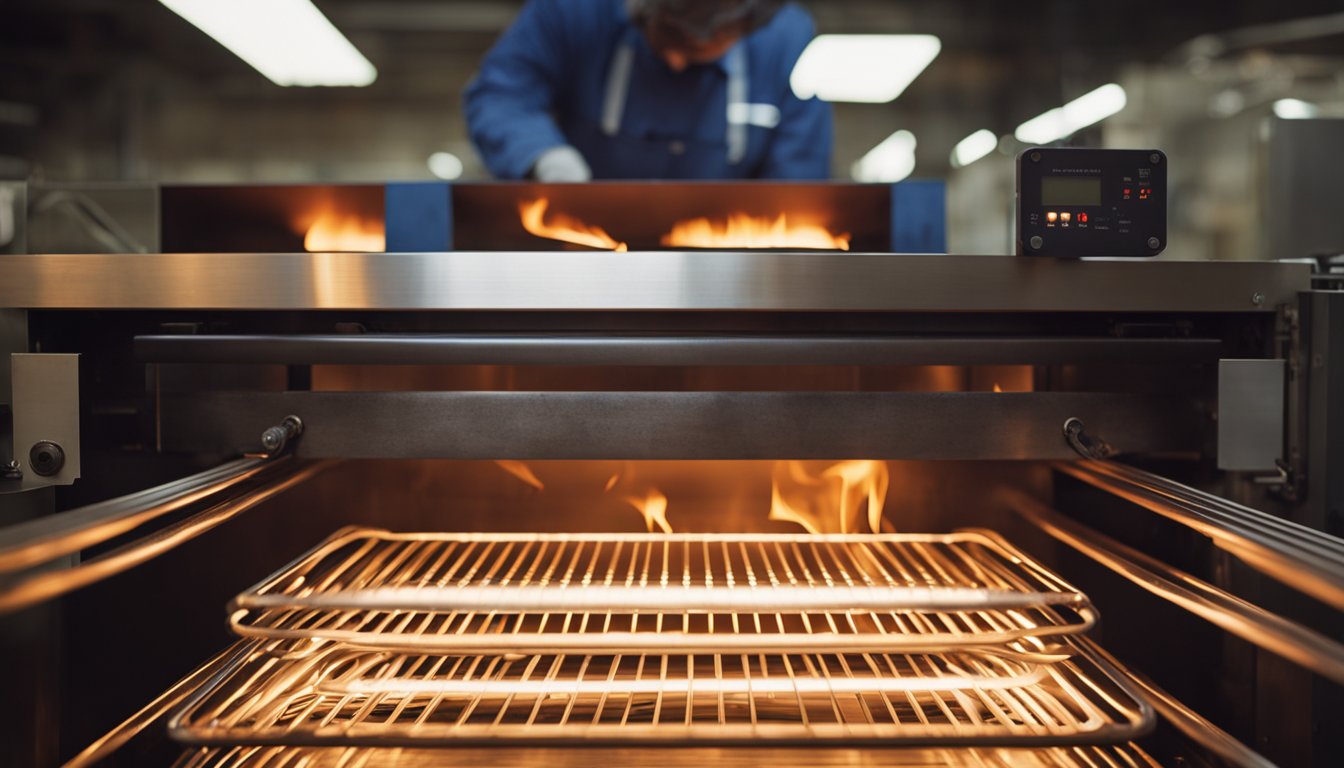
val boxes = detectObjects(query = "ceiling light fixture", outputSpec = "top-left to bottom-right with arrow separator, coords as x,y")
1272,98 -> 1320,119
791,35 -> 941,103
950,129 -> 998,168
851,130 -> 917,183
158,0 -> 377,87
1014,84 -> 1127,145
427,152 -> 464,180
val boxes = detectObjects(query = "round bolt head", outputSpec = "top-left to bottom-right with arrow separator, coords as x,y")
1252,292 -> 1266,306
1150,152 -> 1162,164
1147,237 -> 1161,249
1029,235 -> 1044,250
29,441 -> 65,477
1029,151 -> 1042,163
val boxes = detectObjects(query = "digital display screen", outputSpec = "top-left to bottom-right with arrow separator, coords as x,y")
1041,176 -> 1102,206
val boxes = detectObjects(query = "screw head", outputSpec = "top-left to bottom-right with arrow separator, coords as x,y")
1029,151 -> 1042,163
1147,237 -> 1161,249
1029,235 -> 1044,250
1150,152 -> 1162,164
1252,292 -> 1266,306
29,441 -> 65,477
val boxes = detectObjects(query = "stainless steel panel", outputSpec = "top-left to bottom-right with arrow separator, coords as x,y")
10,354 -> 79,490
159,391 -> 1198,460
132,333 -> 1225,367
0,252 -> 1311,312
1218,359 -> 1285,472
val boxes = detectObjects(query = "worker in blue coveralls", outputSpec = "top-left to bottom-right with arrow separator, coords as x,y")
465,0 -> 832,181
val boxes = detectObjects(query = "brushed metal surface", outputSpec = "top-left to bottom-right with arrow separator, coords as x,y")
133,333 -> 1224,366
0,252 -> 1311,312
160,391 -> 1197,460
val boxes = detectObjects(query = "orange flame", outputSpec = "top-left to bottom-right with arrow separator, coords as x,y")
769,460 -> 889,534
519,198 -> 628,251
624,488 -> 672,534
303,211 -> 385,252
495,460 -> 544,491
661,213 -> 851,251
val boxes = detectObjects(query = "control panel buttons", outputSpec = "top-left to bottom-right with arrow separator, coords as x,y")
1046,211 -> 1058,222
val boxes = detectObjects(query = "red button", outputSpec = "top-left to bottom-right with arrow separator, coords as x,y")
1079,213 -> 1088,223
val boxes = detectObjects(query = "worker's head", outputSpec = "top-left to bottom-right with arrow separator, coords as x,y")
629,0 -> 783,72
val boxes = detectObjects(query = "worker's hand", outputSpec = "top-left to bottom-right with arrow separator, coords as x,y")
533,145 -> 593,182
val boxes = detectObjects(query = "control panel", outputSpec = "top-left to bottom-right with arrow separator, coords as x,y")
1016,147 -> 1166,258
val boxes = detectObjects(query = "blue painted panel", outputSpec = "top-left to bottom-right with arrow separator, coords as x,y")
385,182 -> 452,252
890,180 -> 947,253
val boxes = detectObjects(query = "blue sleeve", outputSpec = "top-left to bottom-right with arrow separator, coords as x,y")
757,6 -> 832,180
464,0 -> 576,179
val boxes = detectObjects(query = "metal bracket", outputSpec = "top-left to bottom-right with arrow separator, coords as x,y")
1063,417 -> 1118,460
5,353 -> 80,493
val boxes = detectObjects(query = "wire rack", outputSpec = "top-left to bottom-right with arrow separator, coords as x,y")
173,742 -> 1162,768
229,529 -> 1096,654
168,637 -> 1152,748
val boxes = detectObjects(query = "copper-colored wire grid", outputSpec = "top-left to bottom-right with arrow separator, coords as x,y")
166,636 -> 1152,748
228,529 -> 1097,655
172,742 -> 1162,768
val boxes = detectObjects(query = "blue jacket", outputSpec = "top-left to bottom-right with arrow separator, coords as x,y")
465,0 -> 832,180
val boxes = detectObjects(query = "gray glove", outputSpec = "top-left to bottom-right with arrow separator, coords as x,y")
533,145 -> 593,182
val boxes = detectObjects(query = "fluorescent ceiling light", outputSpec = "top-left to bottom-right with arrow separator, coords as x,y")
950,129 -> 998,168
427,152 -> 464,180
1272,98 -> 1320,119
159,0 -> 377,87
1014,83 -> 1127,144
851,130 -> 917,183
791,35 -> 941,103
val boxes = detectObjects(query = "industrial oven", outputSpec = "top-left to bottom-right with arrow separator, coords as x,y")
1,178 -> 1342,768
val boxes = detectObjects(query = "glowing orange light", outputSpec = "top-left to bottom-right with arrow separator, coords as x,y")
993,383 -> 1003,393
495,460 -> 544,491
519,198 -> 628,251
769,460 -> 889,534
624,488 -> 672,534
302,211 -> 385,252
661,213 -> 851,251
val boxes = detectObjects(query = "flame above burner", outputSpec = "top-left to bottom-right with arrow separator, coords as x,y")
661,213 -> 851,251
624,488 -> 672,534
769,460 -> 889,534
302,211 -> 385,253
519,198 -> 628,252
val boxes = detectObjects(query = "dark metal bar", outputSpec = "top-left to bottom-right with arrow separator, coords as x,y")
1055,460 -> 1344,611
133,333 -> 1224,367
160,391 -> 1199,460
0,461 -> 333,615
1008,491 -> 1344,685
0,457 -> 270,575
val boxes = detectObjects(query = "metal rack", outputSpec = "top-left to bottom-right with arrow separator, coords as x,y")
229,529 -> 1096,655
172,743 -> 1163,768
168,638 -> 1151,748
